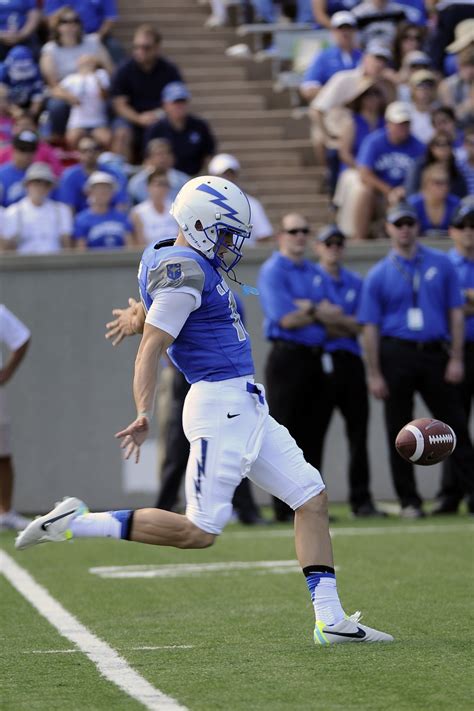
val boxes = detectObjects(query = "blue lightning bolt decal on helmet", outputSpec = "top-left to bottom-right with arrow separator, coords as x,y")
170,175 -> 253,273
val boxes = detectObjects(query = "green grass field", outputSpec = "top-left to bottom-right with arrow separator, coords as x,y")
1,508 -> 473,711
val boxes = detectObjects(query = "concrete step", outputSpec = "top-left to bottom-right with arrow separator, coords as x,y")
215,125 -> 284,140
241,164 -> 324,178
186,80 -> 274,96
184,65 -> 247,81
262,193 -> 328,207
243,178 -> 320,194
192,94 -> 266,110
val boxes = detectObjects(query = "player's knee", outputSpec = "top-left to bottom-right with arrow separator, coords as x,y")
296,490 -> 329,518
181,520 -> 216,549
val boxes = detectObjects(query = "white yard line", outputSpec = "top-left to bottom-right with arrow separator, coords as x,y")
24,645 -> 194,655
0,551 -> 188,711
225,523 -> 474,540
90,559 -> 303,579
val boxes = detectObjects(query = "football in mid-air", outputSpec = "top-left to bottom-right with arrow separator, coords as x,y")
395,418 -> 456,466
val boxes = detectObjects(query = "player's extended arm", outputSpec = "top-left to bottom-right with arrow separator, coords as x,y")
105,298 -> 146,346
115,324 -> 174,462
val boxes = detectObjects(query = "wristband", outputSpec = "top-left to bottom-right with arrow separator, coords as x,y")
137,411 -> 152,420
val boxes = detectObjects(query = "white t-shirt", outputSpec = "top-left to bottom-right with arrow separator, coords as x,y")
41,34 -> 104,81
3,197 -> 72,254
60,69 -> 110,129
410,107 -> 435,145
246,195 -> 273,246
131,199 -> 179,245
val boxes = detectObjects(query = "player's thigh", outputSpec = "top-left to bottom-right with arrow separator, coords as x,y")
249,415 -> 324,509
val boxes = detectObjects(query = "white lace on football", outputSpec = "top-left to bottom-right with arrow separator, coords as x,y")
428,434 -> 454,444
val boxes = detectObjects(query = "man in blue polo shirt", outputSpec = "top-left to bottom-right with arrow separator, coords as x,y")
358,202 -> 474,517
435,198 -> 474,515
258,212 -> 344,520
0,129 -> 37,207
299,11 -> 362,104
314,225 -> 384,518
350,100 -> 425,239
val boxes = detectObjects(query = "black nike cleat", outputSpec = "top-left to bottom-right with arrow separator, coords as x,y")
314,611 -> 394,645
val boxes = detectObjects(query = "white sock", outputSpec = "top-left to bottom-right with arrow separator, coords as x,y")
306,572 -> 345,626
70,512 -> 122,539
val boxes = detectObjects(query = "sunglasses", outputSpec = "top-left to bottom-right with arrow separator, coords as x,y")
393,218 -> 416,228
79,145 -> 99,152
324,239 -> 345,248
285,227 -> 310,235
133,43 -> 155,51
404,33 -> 422,41
60,17 -> 80,24
432,141 -> 452,148
430,178 -> 449,185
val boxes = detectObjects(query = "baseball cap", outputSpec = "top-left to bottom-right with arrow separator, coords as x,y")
386,203 -> 417,224
161,81 -> 190,103
385,101 -> 412,124
208,153 -> 241,176
365,41 -> 392,62
450,197 -> 474,227
331,11 -> 356,28
85,171 -> 117,190
409,69 -> 437,86
13,129 -> 38,152
446,19 -> 474,54
317,224 -> 346,243
24,162 -> 55,184
403,50 -> 431,68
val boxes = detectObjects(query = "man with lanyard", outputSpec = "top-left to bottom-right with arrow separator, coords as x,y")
314,225 -> 384,518
434,198 -> 474,515
258,213 -> 345,522
358,202 -> 474,518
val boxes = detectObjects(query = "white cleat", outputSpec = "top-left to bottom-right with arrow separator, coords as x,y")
314,611 -> 394,645
15,497 -> 88,550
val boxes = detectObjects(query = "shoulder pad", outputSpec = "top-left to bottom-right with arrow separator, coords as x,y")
147,256 -> 205,295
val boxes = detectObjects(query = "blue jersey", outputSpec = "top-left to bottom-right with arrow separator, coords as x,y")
448,248 -> 474,343
73,208 -> 132,248
138,244 -> 255,384
0,45 -> 44,107
44,0 -> 118,34
408,193 -> 460,236
317,265 -> 363,356
0,162 -> 26,206
258,252 -> 328,346
358,245 -> 464,341
57,164 -> 128,214
303,46 -> 362,86
357,128 -> 425,187
0,0 -> 35,32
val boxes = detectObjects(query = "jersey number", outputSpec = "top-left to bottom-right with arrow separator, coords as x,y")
229,292 -> 246,342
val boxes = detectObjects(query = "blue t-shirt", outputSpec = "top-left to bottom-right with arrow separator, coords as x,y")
358,245 -> 464,341
357,128 -> 425,187
408,193 -> 460,236
257,252 -> 328,347
0,162 -> 26,206
73,208 -> 132,248
0,45 -> 44,107
44,0 -> 118,34
303,46 -> 362,86
396,0 -> 427,24
316,264 -> 363,356
340,112 -> 385,173
138,244 -> 255,384
57,164 -> 128,213
448,248 -> 474,343
0,0 -> 35,32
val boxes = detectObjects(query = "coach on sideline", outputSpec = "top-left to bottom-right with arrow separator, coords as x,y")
358,202 -> 474,518
257,213 -> 344,521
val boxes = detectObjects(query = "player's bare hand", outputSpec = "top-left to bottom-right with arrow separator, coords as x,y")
115,415 -> 150,463
105,298 -> 140,346
368,373 -> 389,399
445,357 -> 464,385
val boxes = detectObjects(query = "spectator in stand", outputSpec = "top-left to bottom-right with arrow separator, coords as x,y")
431,105 -> 465,153
396,50 -> 432,102
111,24 -> 182,163
57,54 -> 111,149
144,82 -> 216,177
392,22 -> 427,73
457,123 -> 474,194
0,129 -> 37,206
299,12 -> 362,104
311,1 -> 362,29
0,84 -> 14,148
40,8 -> 113,144
407,163 -> 460,237
352,0 -> 409,49
128,138 -> 189,205
208,153 -> 273,245
0,304 -> 31,532
0,162 -> 72,253
394,1 -> 427,26
0,110 -> 63,176
130,168 -> 178,246
338,101 -> 425,239
0,45 -> 44,119
407,70 -> 439,145
73,171 -> 137,250
57,136 -> 128,213
404,130 -> 468,198
0,1 -> 40,62
44,0 -> 125,65
439,23 -> 474,126
429,4 -> 474,73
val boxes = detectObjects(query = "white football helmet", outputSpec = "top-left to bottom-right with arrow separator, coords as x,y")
170,176 -> 252,272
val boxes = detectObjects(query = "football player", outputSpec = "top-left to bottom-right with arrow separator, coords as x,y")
16,176 -> 393,645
